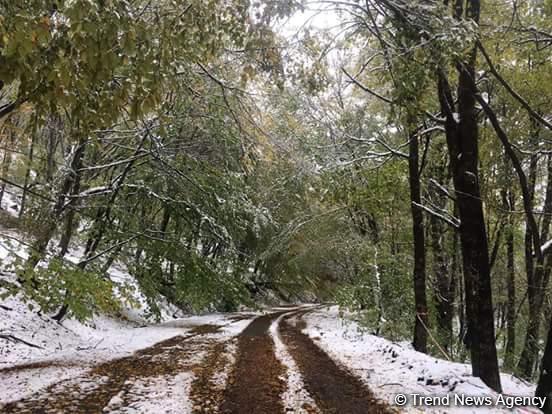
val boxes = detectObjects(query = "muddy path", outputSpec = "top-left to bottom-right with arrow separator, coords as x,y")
2,309 -> 396,414
280,313 -> 396,414
217,311 -> 287,414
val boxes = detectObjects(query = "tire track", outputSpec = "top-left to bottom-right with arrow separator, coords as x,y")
280,313 -> 396,414
218,312 -> 287,414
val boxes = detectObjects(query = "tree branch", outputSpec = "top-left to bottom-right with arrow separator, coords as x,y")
412,201 -> 460,229
474,91 -> 543,261
477,41 -> 552,132
0,333 -> 43,349
341,67 -> 395,104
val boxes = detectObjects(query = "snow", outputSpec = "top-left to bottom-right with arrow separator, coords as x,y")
211,340 -> 238,389
105,373 -> 195,413
0,191 -> 30,263
1,364 -> 88,403
0,293 -> 186,368
453,112 -> 460,123
0,185 -> 184,326
300,306 -> 541,413
69,186 -> 112,199
0,288 -> 255,405
161,313 -> 257,335
107,265 -> 185,322
0,189 -> 21,218
0,294 -> 180,403
0,188 -> 257,408
1,292 -> 542,413
541,238 -> 552,255
0,184 -> 542,414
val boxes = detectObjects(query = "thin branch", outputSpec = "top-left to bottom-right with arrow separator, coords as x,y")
429,178 -> 456,202
477,41 -> 552,132
77,235 -> 139,267
0,177 -> 55,203
375,136 -> 408,158
0,333 -> 43,349
474,91 -> 543,262
77,152 -> 149,172
417,125 -> 445,136
412,201 -> 460,229
341,67 -> 394,104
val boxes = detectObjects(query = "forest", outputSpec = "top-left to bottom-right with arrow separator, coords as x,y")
1,0 -> 552,413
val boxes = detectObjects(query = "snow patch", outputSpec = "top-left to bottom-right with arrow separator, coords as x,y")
211,340 -> 238,388
0,290 -> 255,404
104,372 -> 194,413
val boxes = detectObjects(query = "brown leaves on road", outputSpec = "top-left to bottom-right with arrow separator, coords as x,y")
218,312 -> 287,414
2,331 -> 213,413
3,311 -> 397,414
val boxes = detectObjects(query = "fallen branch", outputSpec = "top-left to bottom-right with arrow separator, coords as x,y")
378,382 -> 406,388
0,333 -> 43,349
76,338 -> 104,351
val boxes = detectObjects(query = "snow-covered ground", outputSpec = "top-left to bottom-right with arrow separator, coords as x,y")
299,306 -> 541,414
0,189 -> 21,218
0,298 -> 543,413
106,372 -> 196,414
0,288 -> 255,405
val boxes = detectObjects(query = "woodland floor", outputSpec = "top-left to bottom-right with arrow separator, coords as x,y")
1,307 -> 395,414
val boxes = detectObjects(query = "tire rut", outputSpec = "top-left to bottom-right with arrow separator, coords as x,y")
280,313 -> 396,414
4,310 -> 397,414
218,312 -> 287,414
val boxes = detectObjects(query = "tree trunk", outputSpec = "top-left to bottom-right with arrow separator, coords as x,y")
52,154 -> 85,322
436,0 -> 501,388
519,153 -> 552,378
408,128 -> 428,353
536,318 -> 552,413
44,115 -> 61,183
0,123 -> 15,206
57,164 -> 83,257
25,141 -> 86,271
81,132 -> 148,262
453,219 -> 465,357
429,155 -> 454,351
503,189 -> 516,370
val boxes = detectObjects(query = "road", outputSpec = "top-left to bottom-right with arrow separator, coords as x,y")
3,308 -> 394,413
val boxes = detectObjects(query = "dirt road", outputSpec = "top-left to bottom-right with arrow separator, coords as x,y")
2,309 -> 394,413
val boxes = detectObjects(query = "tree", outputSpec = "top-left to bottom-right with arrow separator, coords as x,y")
408,126 -> 428,353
